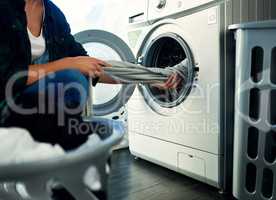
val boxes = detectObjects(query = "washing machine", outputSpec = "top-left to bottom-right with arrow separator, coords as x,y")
54,0 -> 232,190
126,0 -> 230,189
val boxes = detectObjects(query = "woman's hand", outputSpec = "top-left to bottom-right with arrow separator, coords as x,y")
27,57 -> 110,85
70,56 -> 110,78
151,73 -> 183,90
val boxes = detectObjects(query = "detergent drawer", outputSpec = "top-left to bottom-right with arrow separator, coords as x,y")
177,152 -> 206,178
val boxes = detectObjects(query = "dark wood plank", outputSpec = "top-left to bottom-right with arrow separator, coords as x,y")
108,150 -> 235,200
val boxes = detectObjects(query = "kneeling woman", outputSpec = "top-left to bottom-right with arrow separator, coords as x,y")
0,0 -> 180,150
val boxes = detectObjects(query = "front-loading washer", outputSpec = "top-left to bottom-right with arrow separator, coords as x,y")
126,0 -> 228,190
54,0 -> 230,191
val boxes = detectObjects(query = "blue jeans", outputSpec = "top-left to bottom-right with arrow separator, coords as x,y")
22,69 -> 89,111
26,51 -> 88,110
5,52 -> 91,150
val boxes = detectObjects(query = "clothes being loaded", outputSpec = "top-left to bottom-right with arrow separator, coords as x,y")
104,59 -> 189,83
83,59 -> 190,118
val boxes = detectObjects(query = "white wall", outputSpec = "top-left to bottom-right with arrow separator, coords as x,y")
53,0 -> 129,41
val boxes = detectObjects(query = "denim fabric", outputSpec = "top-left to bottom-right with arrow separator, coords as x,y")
23,51 -> 89,110
5,52 -> 90,150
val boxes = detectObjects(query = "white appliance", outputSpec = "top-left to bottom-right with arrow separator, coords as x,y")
126,0 -> 228,189
54,0 -> 232,190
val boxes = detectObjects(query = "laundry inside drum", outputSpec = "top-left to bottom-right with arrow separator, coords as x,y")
143,35 -> 194,108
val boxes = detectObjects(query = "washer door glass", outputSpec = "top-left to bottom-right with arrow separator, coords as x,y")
139,33 -> 195,110
74,30 -> 136,116
82,42 -> 122,105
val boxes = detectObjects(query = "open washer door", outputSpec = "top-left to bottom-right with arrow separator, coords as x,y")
74,30 -> 136,116
139,33 -> 195,114
134,21 -> 197,116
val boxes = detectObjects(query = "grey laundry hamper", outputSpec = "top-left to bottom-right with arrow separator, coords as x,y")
0,118 -> 125,200
230,21 -> 276,200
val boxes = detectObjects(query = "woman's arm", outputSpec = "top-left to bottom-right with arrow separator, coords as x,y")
98,73 -> 182,89
151,73 -> 182,89
27,56 -> 106,85
48,3 -> 180,88
96,69 -> 182,88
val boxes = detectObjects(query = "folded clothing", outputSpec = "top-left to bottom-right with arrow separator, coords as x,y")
0,128 -> 105,197
104,59 -> 189,83
0,128 -> 65,164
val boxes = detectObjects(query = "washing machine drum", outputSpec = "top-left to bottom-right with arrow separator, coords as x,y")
139,33 -> 195,109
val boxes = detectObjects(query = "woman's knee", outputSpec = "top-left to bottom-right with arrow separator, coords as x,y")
20,69 -> 90,111
54,69 -> 89,109
54,69 -> 89,89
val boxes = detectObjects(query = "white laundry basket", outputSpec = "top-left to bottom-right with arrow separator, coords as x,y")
0,118 -> 125,200
230,20 -> 276,200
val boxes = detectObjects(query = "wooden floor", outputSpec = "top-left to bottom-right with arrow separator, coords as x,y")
108,149 -> 235,200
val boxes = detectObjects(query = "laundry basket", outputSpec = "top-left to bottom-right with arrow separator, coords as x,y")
0,118 -> 125,200
229,20 -> 276,200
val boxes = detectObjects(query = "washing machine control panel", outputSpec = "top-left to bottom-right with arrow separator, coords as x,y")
148,0 -> 215,22
128,0 -> 148,24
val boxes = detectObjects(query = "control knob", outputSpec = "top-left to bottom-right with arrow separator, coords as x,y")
156,0 -> 166,9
